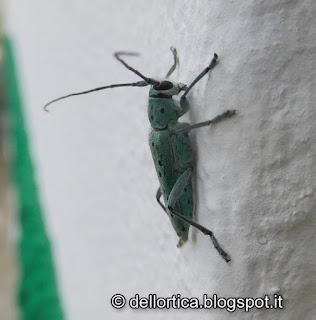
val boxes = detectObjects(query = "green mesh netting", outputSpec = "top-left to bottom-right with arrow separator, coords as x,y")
3,36 -> 64,320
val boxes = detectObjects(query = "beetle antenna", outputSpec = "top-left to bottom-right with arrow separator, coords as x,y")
165,46 -> 178,78
114,52 -> 159,86
43,51 -> 161,112
182,53 -> 218,99
43,81 -> 149,112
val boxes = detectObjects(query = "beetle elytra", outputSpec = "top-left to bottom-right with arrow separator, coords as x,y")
44,47 -> 236,262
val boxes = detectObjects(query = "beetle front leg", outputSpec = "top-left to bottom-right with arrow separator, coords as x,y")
179,95 -> 190,114
167,168 -> 231,262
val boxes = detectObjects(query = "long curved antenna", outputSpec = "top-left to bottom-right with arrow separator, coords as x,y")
114,52 -> 159,85
44,51 -> 161,112
43,81 -> 149,112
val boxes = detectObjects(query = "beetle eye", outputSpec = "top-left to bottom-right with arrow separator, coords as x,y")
153,81 -> 173,91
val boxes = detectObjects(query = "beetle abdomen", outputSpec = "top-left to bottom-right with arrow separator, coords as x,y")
149,126 -> 194,241
149,129 -> 175,196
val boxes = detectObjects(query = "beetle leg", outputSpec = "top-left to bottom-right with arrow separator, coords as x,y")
172,109 -> 236,135
179,94 -> 190,114
156,187 -> 168,215
167,168 -> 192,209
168,207 -> 231,262
156,188 -> 188,250
166,168 -> 231,262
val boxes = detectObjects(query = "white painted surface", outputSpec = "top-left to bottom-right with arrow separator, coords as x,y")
3,1 -> 315,319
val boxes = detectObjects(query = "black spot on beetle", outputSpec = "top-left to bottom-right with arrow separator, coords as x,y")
151,115 -> 154,120
182,227 -> 186,232
187,200 -> 191,204
160,108 -> 165,114
159,171 -> 162,177
151,142 -> 155,147
158,160 -> 162,166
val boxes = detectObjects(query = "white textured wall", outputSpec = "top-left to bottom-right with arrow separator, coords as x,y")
3,1 -> 315,319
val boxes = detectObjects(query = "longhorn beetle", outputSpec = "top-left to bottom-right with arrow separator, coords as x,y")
44,47 -> 236,262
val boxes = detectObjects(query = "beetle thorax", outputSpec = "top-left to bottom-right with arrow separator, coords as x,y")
148,98 -> 180,130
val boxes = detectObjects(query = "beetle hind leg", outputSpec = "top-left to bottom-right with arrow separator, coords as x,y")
167,169 -> 231,262
156,187 -> 190,247
168,207 -> 231,262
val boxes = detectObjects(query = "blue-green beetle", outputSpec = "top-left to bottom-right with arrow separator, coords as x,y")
44,47 -> 236,262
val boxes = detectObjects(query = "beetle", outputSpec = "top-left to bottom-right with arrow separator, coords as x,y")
44,47 -> 236,262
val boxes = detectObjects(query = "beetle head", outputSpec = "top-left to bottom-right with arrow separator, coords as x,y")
149,81 -> 187,98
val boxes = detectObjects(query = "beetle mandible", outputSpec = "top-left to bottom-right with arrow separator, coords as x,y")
44,47 -> 236,262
